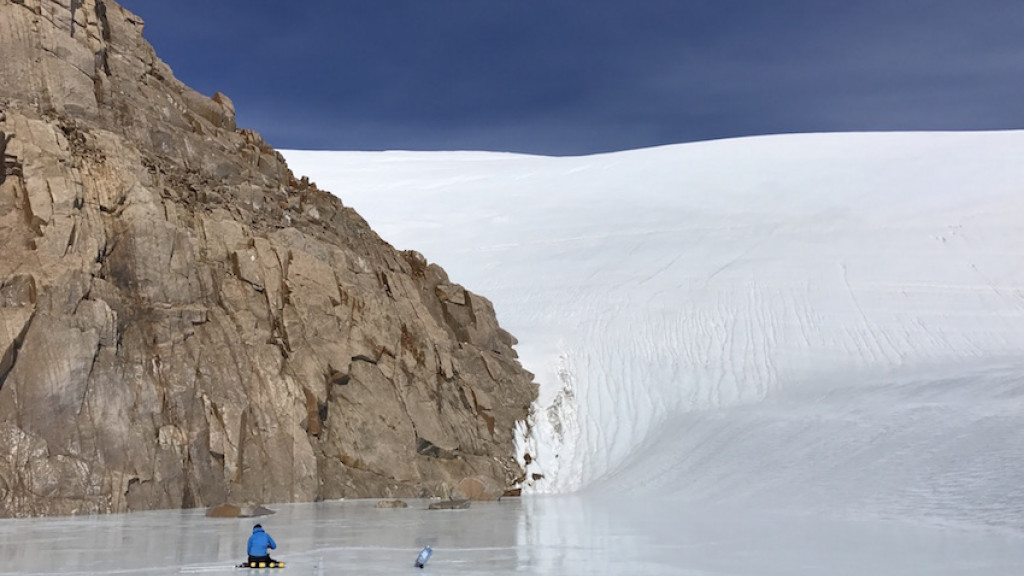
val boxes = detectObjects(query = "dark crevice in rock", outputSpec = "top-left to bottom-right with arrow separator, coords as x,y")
77,334 -> 101,418
95,1 -> 111,43
63,220 -> 77,257
268,316 -> 289,358
181,482 -> 195,509
326,370 -> 349,386
70,0 -> 82,37
0,129 -> 7,186
279,251 -> 292,301
1,131 -> 20,187
455,379 -> 473,411
235,409 -> 247,484
351,354 -> 376,365
415,436 -> 457,460
94,240 -> 108,266
0,309 -> 34,392
95,49 -> 111,77
379,271 -> 393,298
93,50 -> 110,106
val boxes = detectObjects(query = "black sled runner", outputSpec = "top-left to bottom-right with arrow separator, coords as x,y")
237,560 -> 285,569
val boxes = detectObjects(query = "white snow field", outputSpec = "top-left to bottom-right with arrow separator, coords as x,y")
2,131 -> 1024,575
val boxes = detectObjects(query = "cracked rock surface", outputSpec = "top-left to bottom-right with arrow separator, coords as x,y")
0,0 -> 536,517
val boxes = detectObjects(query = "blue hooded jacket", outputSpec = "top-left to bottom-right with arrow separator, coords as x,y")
247,525 -> 277,557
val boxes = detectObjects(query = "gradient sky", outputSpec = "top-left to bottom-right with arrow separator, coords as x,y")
116,0 -> 1024,156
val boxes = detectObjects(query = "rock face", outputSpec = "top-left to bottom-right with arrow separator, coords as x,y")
0,0 -> 536,517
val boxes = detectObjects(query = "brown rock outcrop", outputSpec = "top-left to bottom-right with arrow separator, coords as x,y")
452,474 -> 505,501
0,0 -> 536,517
205,503 -> 242,518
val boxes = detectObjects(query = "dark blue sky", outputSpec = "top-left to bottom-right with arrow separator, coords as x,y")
117,0 -> 1024,156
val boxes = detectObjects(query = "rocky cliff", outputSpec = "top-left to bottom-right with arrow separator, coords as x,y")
0,0 -> 537,517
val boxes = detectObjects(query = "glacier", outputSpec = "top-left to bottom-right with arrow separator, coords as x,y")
285,131 -> 1024,496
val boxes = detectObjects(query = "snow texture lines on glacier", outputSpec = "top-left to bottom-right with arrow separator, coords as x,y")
284,130 -> 1024,512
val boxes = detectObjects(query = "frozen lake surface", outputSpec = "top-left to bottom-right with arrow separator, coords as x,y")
1,494 -> 1022,576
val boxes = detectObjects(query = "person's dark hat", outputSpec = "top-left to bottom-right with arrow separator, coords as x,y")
253,523 -> 262,529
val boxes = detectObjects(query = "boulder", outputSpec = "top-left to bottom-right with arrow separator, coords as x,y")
240,505 -> 276,518
452,475 -> 505,501
428,499 -> 471,510
206,504 -> 241,518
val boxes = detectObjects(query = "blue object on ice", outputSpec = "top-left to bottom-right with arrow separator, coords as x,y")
414,545 -> 432,568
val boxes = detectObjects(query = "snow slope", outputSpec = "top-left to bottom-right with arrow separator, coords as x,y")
284,131 -> 1024,532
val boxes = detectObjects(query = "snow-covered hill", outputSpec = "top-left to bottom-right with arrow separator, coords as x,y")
284,131 -> 1024,533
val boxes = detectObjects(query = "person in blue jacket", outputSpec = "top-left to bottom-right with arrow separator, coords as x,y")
247,524 -> 278,565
